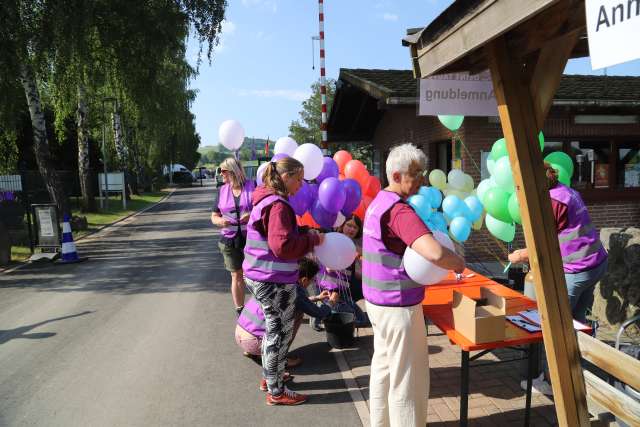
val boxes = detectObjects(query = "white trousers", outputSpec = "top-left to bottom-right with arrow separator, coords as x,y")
366,302 -> 429,427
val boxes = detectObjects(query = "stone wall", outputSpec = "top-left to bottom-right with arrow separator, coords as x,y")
593,227 -> 640,337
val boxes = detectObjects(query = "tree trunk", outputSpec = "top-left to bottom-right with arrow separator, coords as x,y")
19,62 -> 70,217
111,109 -> 131,199
76,83 -> 96,212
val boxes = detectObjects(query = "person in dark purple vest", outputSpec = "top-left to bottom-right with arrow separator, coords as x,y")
243,156 -> 325,406
509,163 -> 608,324
211,157 -> 256,316
363,144 -> 465,426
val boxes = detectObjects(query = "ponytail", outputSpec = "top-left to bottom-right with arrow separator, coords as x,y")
263,157 -> 304,197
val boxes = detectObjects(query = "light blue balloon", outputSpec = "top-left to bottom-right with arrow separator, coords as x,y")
429,212 -> 447,232
428,187 -> 443,209
442,195 -> 463,219
443,212 -> 453,225
464,196 -> 484,222
449,217 -> 472,242
408,194 -> 432,223
418,186 -> 432,205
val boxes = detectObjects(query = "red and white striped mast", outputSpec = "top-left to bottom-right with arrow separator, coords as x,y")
318,0 -> 328,153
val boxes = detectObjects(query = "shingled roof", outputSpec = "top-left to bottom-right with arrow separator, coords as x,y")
339,69 -> 640,104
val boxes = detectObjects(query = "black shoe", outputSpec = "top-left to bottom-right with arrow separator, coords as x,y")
311,322 -> 323,332
235,306 -> 244,317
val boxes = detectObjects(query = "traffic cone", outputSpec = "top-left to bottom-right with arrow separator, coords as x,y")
58,214 -> 87,264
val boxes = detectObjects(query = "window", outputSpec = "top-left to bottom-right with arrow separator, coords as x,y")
436,140 -> 452,173
544,137 -> 640,198
618,142 -> 640,188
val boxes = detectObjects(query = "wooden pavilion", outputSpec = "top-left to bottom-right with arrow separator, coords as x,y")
403,1 -> 640,425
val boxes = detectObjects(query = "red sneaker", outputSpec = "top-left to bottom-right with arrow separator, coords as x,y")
259,372 -> 293,392
266,387 -> 308,406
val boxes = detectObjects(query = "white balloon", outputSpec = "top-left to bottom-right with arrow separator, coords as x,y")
487,158 -> 496,176
402,231 -> 455,285
333,211 -> 346,228
314,232 -> 357,270
274,137 -> 298,156
256,162 -> 268,186
448,169 -> 466,189
218,120 -> 245,151
293,143 -> 324,180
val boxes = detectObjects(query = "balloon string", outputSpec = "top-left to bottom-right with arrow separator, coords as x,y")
454,134 -> 483,177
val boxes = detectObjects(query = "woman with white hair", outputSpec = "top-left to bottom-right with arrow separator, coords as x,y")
362,143 -> 465,426
211,157 -> 255,315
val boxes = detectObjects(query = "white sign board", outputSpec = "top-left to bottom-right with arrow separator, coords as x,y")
419,70 -> 498,116
586,0 -> 640,69
98,172 -> 125,192
37,209 -> 55,237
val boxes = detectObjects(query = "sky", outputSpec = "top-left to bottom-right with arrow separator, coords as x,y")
187,0 -> 640,147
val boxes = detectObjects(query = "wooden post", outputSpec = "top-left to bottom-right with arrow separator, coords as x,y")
486,36 -> 590,426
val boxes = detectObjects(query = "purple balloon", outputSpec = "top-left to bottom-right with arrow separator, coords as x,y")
289,181 -> 312,216
311,199 -> 338,229
271,153 -> 289,162
341,178 -> 362,215
307,183 -> 319,200
318,177 -> 346,213
316,156 -> 339,183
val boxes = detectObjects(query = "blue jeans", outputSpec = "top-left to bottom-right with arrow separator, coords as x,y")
565,259 -> 608,324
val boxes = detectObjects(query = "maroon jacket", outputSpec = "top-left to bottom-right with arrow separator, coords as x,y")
251,185 -> 320,260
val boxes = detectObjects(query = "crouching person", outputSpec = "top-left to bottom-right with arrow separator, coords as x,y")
236,258 -> 332,393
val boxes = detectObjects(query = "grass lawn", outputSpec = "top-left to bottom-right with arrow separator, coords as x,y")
8,191 -> 168,263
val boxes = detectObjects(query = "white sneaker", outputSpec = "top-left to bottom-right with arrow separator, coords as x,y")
520,373 -> 554,396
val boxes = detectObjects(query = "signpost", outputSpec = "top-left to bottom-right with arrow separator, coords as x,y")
98,172 -> 127,209
30,204 -> 60,261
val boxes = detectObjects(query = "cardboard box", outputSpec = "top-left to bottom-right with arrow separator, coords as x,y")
452,287 -> 507,344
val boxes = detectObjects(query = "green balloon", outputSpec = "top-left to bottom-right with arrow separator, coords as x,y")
486,213 -> 516,242
544,151 -> 574,177
491,138 -> 508,160
437,115 -> 464,132
538,131 -> 545,151
483,187 -> 512,223
508,192 -> 521,225
551,164 -> 571,186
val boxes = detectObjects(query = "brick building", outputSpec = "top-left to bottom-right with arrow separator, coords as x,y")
328,69 -> 640,261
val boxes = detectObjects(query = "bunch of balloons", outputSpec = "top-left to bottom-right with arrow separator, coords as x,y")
409,169 -> 484,243
477,133 -> 574,242
256,139 -> 381,231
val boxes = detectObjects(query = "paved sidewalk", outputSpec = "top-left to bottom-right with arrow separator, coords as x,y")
337,314 -> 559,426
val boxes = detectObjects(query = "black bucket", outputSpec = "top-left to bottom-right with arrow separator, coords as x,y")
324,312 -> 355,349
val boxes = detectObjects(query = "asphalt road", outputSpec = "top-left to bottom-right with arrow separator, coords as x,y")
0,183 -> 361,427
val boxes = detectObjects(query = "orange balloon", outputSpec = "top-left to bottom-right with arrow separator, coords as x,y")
333,150 -> 353,174
298,211 -> 319,229
363,195 -> 373,210
365,175 -> 381,197
345,160 -> 370,189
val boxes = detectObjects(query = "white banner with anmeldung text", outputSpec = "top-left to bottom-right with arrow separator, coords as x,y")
418,70 -> 498,117
586,0 -> 640,69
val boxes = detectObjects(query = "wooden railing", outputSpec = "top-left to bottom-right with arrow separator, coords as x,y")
577,331 -> 640,426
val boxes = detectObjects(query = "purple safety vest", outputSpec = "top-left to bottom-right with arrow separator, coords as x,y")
317,265 -> 347,292
237,297 -> 266,338
242,194 -> 299,283
362,190 -> 424,307
549,184 -> 607,273
218,180 -> 255,239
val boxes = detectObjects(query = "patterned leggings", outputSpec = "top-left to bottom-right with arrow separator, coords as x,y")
245,278 -> 297,396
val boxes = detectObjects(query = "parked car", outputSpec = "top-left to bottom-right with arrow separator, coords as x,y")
171,171 -> 195,185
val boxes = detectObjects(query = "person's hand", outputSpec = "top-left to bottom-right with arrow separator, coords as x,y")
239,213 -> 250,224
508,249 -> 527,263
453,254 -> 466,274
317,290 -> 330,300
329,292 -> 339,305
221,218 -> 232,227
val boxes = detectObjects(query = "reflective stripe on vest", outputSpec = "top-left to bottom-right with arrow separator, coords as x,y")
243,253 -> 299,272
557,223 -> 595,243
362,251 -> 403,268
245,238 -> 269,250
562,240 -> 604,264
361,274 -> 422,291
